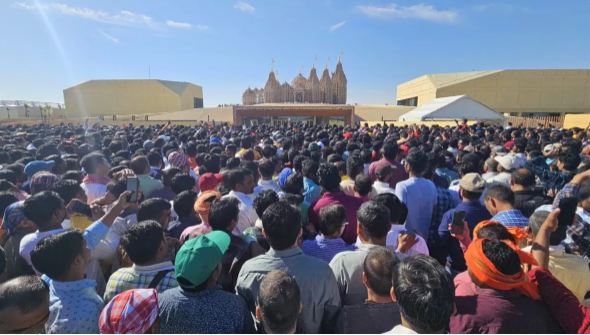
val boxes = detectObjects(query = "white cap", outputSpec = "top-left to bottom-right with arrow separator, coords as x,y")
495,155 -> 517,171
544,144 -> 556,153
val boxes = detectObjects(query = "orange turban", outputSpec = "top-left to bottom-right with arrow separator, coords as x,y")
472,220 -> 529,244
465,238 -> 540,300
194,190 -> 221,223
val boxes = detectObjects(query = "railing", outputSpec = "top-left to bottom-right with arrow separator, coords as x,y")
506,115 -> 564,129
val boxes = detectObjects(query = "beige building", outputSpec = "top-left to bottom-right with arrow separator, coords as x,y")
147,103 -> 412,125
64,79 -> 203,117
242,57 -> 347,105
396,70 -> 590,116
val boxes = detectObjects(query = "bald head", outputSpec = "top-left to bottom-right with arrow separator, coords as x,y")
257,271 -> 301,334
511,168 -> 535,188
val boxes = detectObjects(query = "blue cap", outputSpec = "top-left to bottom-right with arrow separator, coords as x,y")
24,160 -> 55,177
143,140 -> 154,151
210,137 -> 222,145
278,168 -> 293,189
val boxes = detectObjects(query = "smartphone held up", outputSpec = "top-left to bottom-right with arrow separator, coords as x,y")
127,177 -> 139,203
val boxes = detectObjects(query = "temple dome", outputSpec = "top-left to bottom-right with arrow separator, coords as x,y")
291,72 -> 307,89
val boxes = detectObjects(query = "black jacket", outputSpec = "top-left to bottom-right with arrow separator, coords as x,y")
514,189 -> 551,217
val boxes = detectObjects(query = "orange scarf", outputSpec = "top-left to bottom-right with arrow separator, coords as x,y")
472,220 -> 529,244
465,238 -> 540,300
194,190 -> 221,223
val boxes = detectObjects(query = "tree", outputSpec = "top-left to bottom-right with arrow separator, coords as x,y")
45,104 -> 51,119
24,103 -> 30,118
5,107 -> 10,119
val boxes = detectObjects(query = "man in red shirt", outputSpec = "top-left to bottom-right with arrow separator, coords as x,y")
368,141 -> 408,189
308,164 -> 363,245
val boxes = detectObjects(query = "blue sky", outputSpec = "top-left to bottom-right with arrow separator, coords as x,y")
1,0 -> 589,107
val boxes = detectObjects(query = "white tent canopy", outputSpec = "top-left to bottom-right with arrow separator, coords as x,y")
397,95 -> 506,122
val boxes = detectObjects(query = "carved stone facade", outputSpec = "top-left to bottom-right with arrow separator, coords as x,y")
242,57 -> 347,105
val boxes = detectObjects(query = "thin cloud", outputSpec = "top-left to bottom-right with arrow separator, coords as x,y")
357,3 -> 458,24
234,1 -> 255,13
12,2 -> 206,31
196,25 -> 209,31
12,2 -> 158,29
473,3 -> 528,14
98,29 -> 119,43
167,20 -> 191,28
330,21 -> 346,32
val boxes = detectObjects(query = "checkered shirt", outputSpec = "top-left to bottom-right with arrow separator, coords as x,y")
552,183 -> 590,262
104,261 -> 178,304
491,209 -> 529,228
430,186 -> 455,244
100,289 -> 159,334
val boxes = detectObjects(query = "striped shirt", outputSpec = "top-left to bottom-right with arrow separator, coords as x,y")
301,235 -> 357,263
103,261 -> 178,303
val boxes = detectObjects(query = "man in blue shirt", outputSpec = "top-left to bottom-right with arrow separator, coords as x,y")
430,173 -> 491,273
28,191 -> 131,334
484,184 -> 529,228
301,204 -> 356,263
395,150 -> 437,240
302,160 -> 322,205
435,153 -> 459,185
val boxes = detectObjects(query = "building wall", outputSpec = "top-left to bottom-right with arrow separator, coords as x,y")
397,70 -> 590,116
563,113 -> 590,129
179,84 -> 204,110
396,75 -> 437,107
64,80 -> 203,117
147,104 -> 411,124
149,106 -> 233,122
0,106 -> 53,118
355,105 -> 414,122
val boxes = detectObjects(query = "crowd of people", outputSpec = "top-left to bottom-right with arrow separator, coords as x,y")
0,118 -> 590,333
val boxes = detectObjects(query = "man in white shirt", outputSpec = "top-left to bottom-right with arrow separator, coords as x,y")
371,164 -> 396,198
80,153 -> 111,204
384,255 -> 455,334
257,159 -> 280,193
373,193 -> 428,257
223,168 -> 258,235
512,138 -> 528,169
482,158 -> 499,181
488,155 -> 517,185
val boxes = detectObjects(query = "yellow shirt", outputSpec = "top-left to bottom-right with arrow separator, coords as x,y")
237,148 -> 262,161
70,214 -> 93,230
523,245 -> 590,304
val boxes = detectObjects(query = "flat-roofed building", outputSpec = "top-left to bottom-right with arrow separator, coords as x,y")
396,70 -> 589,117
64,79 -> 203,117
